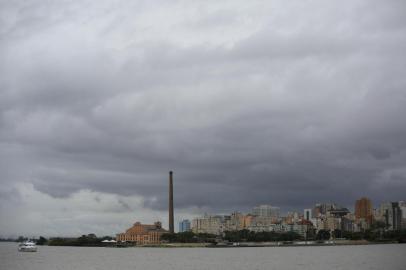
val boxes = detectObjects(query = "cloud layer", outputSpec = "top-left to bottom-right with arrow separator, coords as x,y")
1,0 -> 406,236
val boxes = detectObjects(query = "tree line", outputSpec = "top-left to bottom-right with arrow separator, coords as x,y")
161,231 -> 217,243
10,234 -> 115,246
161,230 -> 303,243
9,228 -> 406,246
162,229 -> 406,243
47,234 -> 115,246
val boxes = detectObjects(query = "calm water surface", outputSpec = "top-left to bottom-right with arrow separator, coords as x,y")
1,242 -> 405,270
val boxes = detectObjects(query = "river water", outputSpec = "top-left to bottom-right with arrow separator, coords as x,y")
1,242 -> 405,270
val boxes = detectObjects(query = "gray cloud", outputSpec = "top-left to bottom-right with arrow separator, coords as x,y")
1,0 -> 406,236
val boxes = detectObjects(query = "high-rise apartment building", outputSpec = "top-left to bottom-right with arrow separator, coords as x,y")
304,209 -> 312,221
380,202 -> 402,230
399,201 -> 406,229
192,215 -> 224,235
389,202 -> 402,230
179,219 -> 191,232
313,203 -> 336,217
252,205 -> 280,218
224,212 -> 246,231
355,197 -> 373,224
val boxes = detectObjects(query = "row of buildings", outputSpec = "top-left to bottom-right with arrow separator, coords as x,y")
116,198 -> 405,245
180,199 -> 406,238
114,174 -> 404,245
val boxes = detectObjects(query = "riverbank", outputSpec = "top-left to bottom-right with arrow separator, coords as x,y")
212,240 -> 397,247
135,239 -> 401,248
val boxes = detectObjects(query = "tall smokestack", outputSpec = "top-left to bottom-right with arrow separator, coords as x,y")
169,171 -> 174,233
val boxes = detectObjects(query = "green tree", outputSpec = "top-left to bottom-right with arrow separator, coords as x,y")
350,232 -> 363,240
333,229 -> 342,239
161,233 -> 178,242
364,229 -> 379,241
16,236 -> 27,242
371,221 -> 386,230
36,236 -> 47,245
316,230 -> 331,240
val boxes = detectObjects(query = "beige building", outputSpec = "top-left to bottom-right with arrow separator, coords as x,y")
311,217 -> 327,232
192,215 -> 224,235
192,213 -> 259,234
325,216 -> 340,231
224,212 -> 244,231
116,221 -> 167,245
242,214 -> 255,228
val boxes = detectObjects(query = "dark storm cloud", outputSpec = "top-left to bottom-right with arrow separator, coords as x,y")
1,0 -> 406,236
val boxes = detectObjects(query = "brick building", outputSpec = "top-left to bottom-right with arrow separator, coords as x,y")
116,221 -> 167,245
355,197 -> 373,224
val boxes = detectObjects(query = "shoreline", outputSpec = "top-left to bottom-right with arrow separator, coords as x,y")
3,240 -> 403,248
138,240 -> 402,248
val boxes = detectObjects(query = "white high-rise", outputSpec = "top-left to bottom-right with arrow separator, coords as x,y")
304,209 -> 312,220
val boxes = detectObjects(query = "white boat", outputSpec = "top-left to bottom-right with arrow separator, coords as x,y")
18,241 -> 37,252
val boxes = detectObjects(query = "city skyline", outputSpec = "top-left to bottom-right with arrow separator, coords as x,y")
2,195 -> 404,237
1,0 -> 406,237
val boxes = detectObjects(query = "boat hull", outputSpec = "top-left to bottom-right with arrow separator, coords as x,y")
18,242 -> 38,252
18,247 -> 37,252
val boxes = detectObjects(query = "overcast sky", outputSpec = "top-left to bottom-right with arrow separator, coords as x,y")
1,0 -> 406,237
